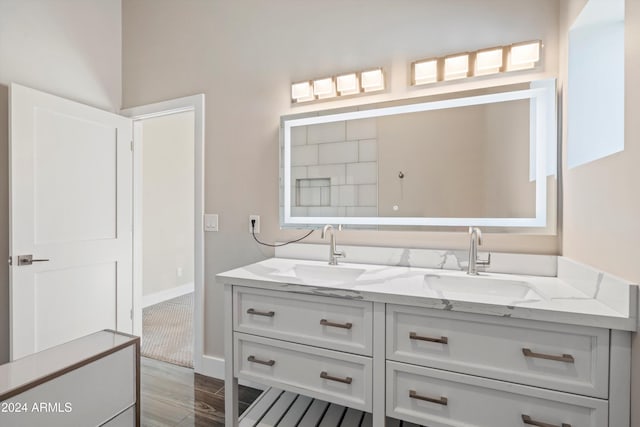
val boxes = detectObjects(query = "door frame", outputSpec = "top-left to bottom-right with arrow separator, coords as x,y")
121,94 -> 205,372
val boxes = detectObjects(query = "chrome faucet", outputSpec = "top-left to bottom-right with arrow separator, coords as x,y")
321,225 -> 345,265
467,227 -> 491,275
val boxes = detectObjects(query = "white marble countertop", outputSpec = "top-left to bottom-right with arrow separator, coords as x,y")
217,257 -> 638,331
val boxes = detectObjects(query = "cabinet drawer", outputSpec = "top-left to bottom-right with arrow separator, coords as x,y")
387,361 -> 608,427
387,304 -> 609,398
234,333 -> 372,411
234,287 -> 373,355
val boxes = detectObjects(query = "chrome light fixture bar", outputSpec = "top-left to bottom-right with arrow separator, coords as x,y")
411,40 -> 541,87
291,68 -> 384,103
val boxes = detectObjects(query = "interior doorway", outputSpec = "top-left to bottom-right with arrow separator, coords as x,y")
139,111 -> 195,367
122,95 -> 205,372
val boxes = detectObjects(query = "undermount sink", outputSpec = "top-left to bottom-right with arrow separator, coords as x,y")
289,264 -> 366,286
423,273 -> 543,299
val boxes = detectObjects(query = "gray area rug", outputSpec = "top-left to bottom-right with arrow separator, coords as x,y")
142,293 -> 193,368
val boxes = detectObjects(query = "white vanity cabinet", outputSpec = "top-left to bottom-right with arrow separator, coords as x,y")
220,257 -> 634,427
231,286 -> 374,410
386,304 -> 613,427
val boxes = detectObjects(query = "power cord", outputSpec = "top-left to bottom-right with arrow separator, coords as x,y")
251,219 -> 314,247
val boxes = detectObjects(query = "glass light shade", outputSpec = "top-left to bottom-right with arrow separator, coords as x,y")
313,77 -> 336,99
509,41 -> 540,70
336,73 -> 360,95
475,48 -> 503,75
444,54 -> 469,80
291,81 -> 314,102
413,59 -> 438,85
360,69 -> 385,92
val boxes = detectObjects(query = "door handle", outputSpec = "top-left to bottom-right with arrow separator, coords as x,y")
17,255 -> 50,266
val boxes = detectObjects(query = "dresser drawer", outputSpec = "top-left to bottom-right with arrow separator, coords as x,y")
387,361 -> 608,427
387,304 -> 609,398
234,287 -> 373,355
234,333 -> 372,411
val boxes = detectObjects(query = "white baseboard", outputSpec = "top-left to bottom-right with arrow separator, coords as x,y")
198,354 -> 264,390
142,282 -> 194,308
199,354 -> 225,379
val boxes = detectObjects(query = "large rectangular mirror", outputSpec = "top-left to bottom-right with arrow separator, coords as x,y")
280,79 -> 557,230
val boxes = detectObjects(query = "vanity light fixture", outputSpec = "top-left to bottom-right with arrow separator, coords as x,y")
410,39 -> 541,87
444,54 -> 470,80
412,58 -> 439,85
336,73 -> 360,96
291,67 -> 384,103
475,47 -> 505,76
360,68 -> 385,92
508,40 -> 541,71
291,81 -> 314,103
313,77 -> 336,99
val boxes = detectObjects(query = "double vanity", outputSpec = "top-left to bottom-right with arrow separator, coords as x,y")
218,243 -> 637,427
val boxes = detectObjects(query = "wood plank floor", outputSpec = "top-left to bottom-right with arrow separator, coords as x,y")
141,357 -> 263,427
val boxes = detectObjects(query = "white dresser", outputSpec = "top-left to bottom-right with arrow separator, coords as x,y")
218,255 -> 636,427
0,330 -> 140,427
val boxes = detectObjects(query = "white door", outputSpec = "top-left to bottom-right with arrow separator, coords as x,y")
9,83 -> 133,360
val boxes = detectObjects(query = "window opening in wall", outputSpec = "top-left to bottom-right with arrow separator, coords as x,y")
567,0 -> 624,168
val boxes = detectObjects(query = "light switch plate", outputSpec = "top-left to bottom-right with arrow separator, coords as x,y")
204,214 -> 219,232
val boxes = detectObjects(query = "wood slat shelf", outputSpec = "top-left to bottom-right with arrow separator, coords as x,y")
240,388 -> 425,427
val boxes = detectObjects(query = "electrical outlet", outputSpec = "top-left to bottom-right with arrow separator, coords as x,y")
249,215 -> 260,234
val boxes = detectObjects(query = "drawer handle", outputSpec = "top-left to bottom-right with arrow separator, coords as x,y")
246,308 -> 275,317
522,414 -> 571,427
409,332 -> 448,344
522,348 -> 575,363
320,319 -> 353,329
320,371 -> 353,384
409,390 -> 448,406
247,355 -> 275,366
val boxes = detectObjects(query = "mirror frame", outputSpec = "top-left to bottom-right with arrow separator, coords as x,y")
281,79 -> 556,228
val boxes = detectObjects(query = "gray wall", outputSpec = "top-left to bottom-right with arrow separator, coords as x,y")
142,112 -> 195,297
560,0 -> 640,424
0,0 -> 122,363
122,0 -> 561,361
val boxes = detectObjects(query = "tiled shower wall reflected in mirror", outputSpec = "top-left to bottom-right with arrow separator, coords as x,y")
291,118 -> 378,217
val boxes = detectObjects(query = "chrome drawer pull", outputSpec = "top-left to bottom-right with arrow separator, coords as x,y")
320,319 -> 353,329
522,348 -> 575,363
409,390 -> 448,406
247,356 -> 275,366
246,308 -> 275,317
409,332 -> 448,344
522,414 -> 571,427
320,371 -> 352,384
